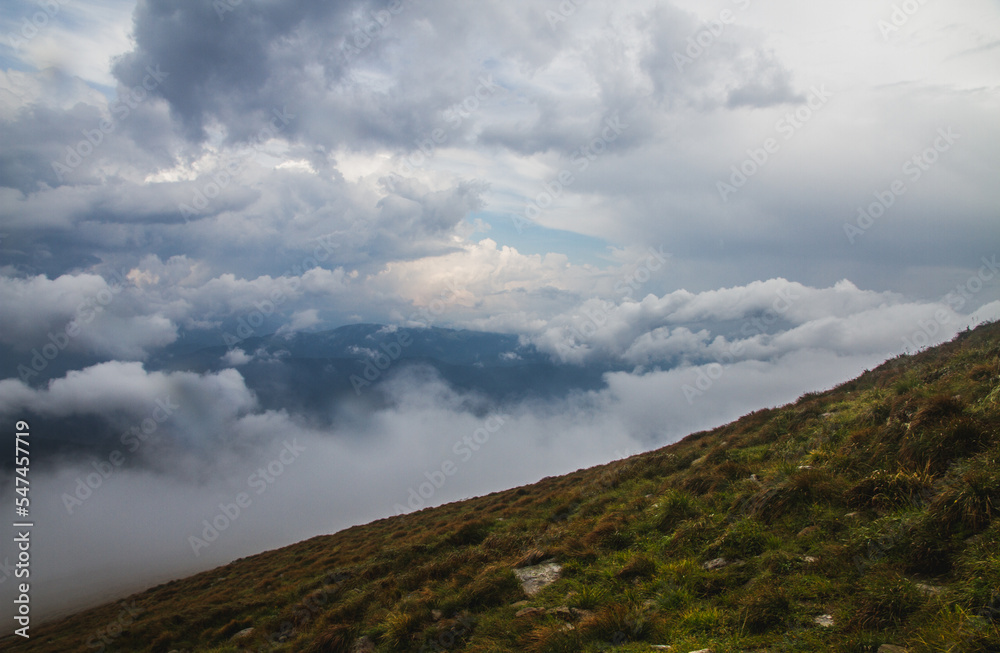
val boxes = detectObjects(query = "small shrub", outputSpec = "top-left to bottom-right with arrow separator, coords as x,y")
523,623 -> 583,653
681,472 -> 717,495
382,605 -> 425,649
569,584 -> 607,610
585,516 -> 634,550
617,554 -> 656,581
716,459 -> 752,480
461,565 -> 523,609
678,606 -> 725,633
446,519 -> 493,546
579,603 -> 650,642
738,584 -> 791,634
847,468 -> 934,512
844,571 -> 922,632
909,604 -> 1000,653
759,549 -> 798,576
711,518 -> 768,560
656,490 -> 702,533
928,459 -> 1000,534
150,632 -> 179,653
305,624 -> 354,653
901,416 -> 989,472
751,468 -> 846,520
912,394 -> 965,429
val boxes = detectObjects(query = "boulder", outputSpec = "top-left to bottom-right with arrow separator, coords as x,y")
513,562 -> 563,596
702,557 -> 729,571
231,627 -> 254,640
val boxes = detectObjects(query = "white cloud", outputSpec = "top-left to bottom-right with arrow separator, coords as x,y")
222,348 -> 252,366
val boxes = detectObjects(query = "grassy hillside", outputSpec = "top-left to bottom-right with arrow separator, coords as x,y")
8,323 -> 1000,652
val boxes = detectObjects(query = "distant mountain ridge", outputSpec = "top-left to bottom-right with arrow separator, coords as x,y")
4,324 -> 613,467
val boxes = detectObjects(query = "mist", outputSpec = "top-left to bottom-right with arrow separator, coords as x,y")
0,341 -> 905,624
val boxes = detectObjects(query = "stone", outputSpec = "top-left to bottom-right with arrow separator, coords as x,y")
702,557 -> 729,571
548,606 -> 575,620
351,636 -> 376,653
803,556 -> 819,564
513,562 -> 563,596
915,583 -> 943,596
877,646 -> 908,653
814,614 -> 834,628
231,627 -> 254,640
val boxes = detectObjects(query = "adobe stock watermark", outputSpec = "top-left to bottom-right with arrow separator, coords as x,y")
512,114 -> 628,234
547,246 -> 668,363
717,85 -> 833,202
61,395 -> 180,515
16,267 -> 133,384
179,106 -> 295,222
50,65 -> 169,182
214,0 -> 244,22
551,245 -> 669,362
614,245 -> 671,300
682,285 -> 800,404
383,75 -> 503,191
878,0 -> 933,41
394,413 -> 508,514
340,0 -> 414,61
673,0 -> 752,73
188,438 -> 306,557
84,601 -> 143,653
222,233 -> 340,349
901,254 -> 998,353
349,278 -> 468,394
5,0 -> 72,51
844,127 -> 959,244
545,0 -> 587,30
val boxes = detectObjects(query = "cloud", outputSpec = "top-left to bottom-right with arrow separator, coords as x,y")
0,323 -> 908,622
0,273 -> 178,361
222,348 -> 252,366
521,278 -> 978,366
276,309 -> 321,335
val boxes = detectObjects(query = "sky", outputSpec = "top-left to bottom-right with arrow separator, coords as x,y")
1,0 -> 1000,625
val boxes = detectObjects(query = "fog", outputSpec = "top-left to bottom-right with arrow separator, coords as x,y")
0,344 -> 903,623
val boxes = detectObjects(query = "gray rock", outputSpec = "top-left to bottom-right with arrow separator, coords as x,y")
351,636 -> 376,652
702,557 -> 729,571
513,562 -> 563,596
231,627 -> 254,640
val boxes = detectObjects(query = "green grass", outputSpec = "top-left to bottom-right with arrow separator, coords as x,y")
7,322 -> 1000,652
